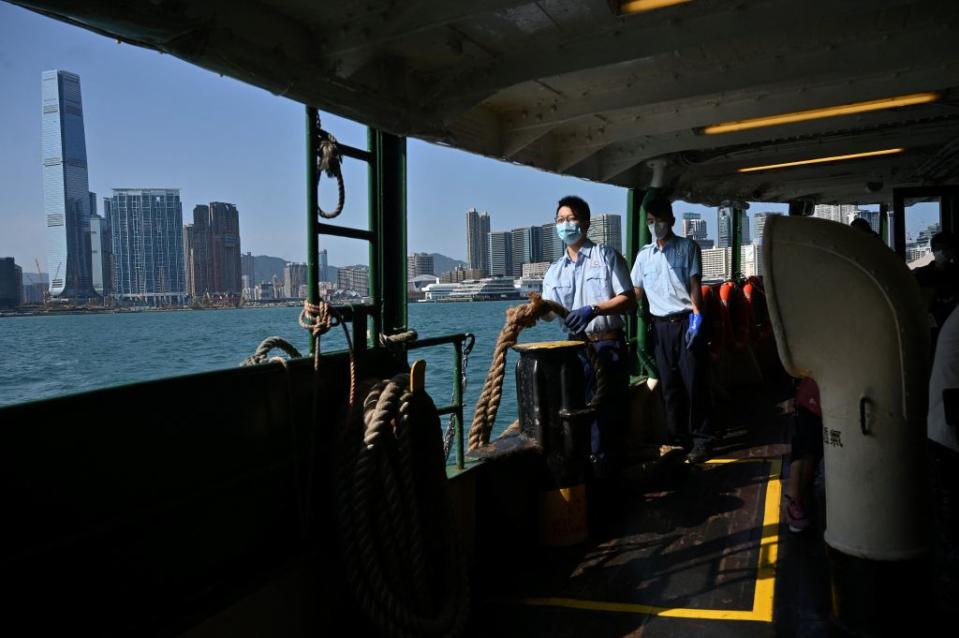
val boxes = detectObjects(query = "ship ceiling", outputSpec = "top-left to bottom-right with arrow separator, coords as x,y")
15,0 -> 959,205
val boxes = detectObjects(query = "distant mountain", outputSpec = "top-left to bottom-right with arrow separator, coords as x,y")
23,272 -> 48,285
253,256 -> 287,284
430,253 -> 466,275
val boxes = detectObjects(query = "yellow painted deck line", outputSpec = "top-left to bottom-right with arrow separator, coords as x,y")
517,457 -> 784,623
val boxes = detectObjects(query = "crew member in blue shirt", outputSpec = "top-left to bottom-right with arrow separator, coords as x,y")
542,195 -> 636,478
631,196 -> 713,463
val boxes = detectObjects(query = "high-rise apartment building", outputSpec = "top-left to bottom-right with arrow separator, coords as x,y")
587,214 -> 622,254
407,252 -> 435,279
107,189 -> 186,304
488,231 -> 513,277
0,258 -> 24,308
752,212 -> 780,245
89,213 -> 113,296
185,202 -> 242,296
338,265 -> 370,296
466,208 -> 491,274
718,205 -> 751,248
284,262 -> 308,299
813,204 -> 858,223
541,223 -> 564,262
682,212 -> 707,242
511,226 -> 543,277
41,70 -> 95,298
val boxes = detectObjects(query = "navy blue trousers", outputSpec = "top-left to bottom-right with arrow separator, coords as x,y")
651,317 -> 712,446
577,338 -> 629,465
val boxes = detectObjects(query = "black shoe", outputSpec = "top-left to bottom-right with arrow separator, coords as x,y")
687,441 -> 713,464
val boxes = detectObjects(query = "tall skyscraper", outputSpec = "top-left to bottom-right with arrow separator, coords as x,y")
752,212 -> 780,245
488,231 -> 513,277
89,214 -> 113,296
466,208 -> 491,274
541,223 -> 563,262
587,214 -> 623,254
318,249 -> 329,282
107,189 -> 186,304
42,70 -> 95,298
186,202 -> 242,296
682,212 -> 707,242
241,251 -> 256,287
511,226 -> 543,277
717,205 -> 751,248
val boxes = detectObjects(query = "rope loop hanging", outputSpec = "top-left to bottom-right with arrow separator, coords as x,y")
315,114 -> 346,219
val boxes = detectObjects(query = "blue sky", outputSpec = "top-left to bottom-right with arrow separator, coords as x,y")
0,3 -> 939,272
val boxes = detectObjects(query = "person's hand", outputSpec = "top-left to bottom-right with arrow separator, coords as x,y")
685,313 -> 703,350
565,306 -> 596,334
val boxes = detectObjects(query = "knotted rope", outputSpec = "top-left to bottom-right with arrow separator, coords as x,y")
467,293 -> 611,451
336,374 -> 469,638
300,299 -> 356,407
316,125 -> 345,219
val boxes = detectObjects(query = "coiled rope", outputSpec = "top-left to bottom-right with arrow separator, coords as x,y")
336,374 -> 469,638
467,293 -> 609,451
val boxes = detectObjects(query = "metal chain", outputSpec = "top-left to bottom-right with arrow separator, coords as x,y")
443,334 -> 474,462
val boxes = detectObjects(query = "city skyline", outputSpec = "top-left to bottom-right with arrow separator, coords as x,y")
0,3 -> 941,278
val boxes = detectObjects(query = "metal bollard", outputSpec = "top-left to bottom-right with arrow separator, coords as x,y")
514,340 -> 594,546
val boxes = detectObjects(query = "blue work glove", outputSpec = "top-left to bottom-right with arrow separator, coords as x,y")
565,305 -> 596,334
685,313 -> 703,350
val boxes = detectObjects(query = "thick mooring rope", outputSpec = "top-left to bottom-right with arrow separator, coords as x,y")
240,336 -> 303,367
337,374 -> 469,638
467,293 -> 610,451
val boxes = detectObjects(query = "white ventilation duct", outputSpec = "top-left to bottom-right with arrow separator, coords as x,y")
762,216 -> 929,560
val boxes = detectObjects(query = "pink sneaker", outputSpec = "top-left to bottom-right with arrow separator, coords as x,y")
783,495 -> 810,533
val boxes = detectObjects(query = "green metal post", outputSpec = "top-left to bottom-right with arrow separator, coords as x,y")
306,107 -> 319,354
367,129 -> 381,342
731,205 -> 743,279
626,187 -> 657,379
370,129 -> 408,337
453,339 -> 465,470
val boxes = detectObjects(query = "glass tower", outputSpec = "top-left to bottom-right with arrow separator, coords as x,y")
42,70 -> 95,298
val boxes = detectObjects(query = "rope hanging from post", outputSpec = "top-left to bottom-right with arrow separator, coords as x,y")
336,374 -> 469,638
467,293 -> 610,451
315,115 -> 346,219
300,299 -> 356,407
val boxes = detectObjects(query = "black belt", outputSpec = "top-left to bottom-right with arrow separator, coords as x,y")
652,311 -> 691,323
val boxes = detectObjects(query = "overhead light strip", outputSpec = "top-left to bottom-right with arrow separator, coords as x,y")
738,148 -> 905,173
620,0 -> 693,15
703,92 -> 940,135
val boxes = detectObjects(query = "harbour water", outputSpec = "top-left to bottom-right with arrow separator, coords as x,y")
0,301 -> 563,438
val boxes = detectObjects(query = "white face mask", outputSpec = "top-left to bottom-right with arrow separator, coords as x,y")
648,221 -> 670,240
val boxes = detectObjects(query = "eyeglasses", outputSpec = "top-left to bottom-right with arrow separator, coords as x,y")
555,216 -> 579,223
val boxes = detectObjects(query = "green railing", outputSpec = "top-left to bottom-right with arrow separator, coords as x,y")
406,332 -> 475,471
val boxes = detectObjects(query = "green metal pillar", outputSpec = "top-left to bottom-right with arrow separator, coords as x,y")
369,129 -> 408,337
306,107 -> 320,354
731,205 -> 743,280
626,187 -> 657,379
